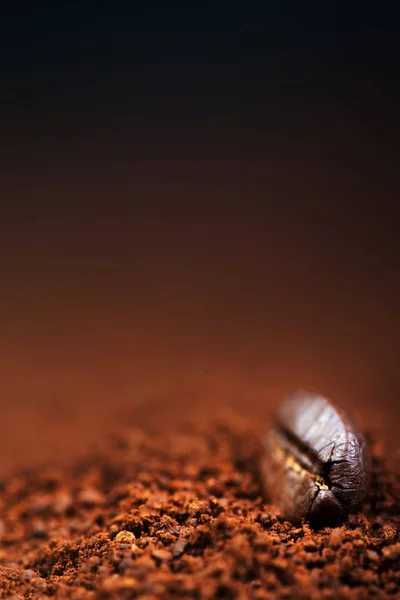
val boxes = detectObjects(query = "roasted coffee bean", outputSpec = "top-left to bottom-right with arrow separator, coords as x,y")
260,391 -> 371,526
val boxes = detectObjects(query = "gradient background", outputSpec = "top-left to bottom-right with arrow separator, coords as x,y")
1,3 -> 399,474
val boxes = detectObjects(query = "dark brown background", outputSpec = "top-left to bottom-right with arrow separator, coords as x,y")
1,3 -> 399,474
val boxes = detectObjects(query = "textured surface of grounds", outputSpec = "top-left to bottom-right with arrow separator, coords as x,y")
0,411 -> 399,599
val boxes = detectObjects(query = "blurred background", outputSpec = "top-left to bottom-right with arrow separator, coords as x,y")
1,3 -> 399,473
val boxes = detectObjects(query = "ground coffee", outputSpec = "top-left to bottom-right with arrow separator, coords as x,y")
0,411 -> 398,599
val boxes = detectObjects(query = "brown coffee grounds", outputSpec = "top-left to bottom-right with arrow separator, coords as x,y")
0,413 -> 399,599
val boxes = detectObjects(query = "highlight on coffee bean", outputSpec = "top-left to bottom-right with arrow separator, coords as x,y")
260,391 -> 371,527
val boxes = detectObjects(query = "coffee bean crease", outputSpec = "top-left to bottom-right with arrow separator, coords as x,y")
260,391 -> 371,526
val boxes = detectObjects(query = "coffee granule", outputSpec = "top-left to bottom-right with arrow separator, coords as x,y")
0,414 -> 398,599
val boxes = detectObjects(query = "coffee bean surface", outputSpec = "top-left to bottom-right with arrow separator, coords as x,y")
261,391 -> 371,526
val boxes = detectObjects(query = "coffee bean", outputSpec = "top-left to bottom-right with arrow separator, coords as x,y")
260,391 -> 371,526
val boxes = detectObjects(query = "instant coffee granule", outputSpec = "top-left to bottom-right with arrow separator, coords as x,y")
0,412 -> 398,599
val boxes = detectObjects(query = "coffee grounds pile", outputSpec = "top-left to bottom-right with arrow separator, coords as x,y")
0,413 -> 399,599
